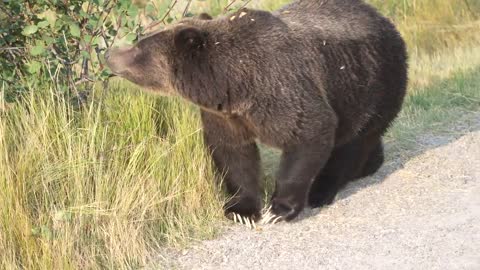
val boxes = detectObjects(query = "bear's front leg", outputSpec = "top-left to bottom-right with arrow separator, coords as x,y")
201,111 -> 262,224
263,136 -> 334,224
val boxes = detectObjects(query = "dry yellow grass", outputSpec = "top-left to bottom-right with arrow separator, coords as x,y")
0,84 -> 223,269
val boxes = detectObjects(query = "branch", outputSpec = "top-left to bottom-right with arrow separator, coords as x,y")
0,5 -> 13,19
182,0 -> 193,17
74,76 -> 94,86
239,0 -> 253,10
0,47 -> 26,51
223,0 -> 238,13
51,45 -> 77,65
144,0 -> 178,32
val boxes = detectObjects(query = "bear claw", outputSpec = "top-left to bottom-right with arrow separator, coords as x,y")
230,212 -> 256,229
260,205 -> 284,225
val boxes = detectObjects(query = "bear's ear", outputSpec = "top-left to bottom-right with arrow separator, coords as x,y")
197,13 -> 213,20
174,27 -> 207,52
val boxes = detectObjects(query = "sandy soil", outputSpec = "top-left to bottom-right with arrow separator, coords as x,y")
158,115 -> 480,270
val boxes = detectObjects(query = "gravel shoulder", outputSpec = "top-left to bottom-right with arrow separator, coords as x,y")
158,114 -> 480,270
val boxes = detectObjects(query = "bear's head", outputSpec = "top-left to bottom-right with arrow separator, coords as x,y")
105,8 -> 285,111
105,13 -> 213,95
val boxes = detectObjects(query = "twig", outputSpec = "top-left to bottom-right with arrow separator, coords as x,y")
110,12 -> 125,47
144,0 -> 178,32
0,47 -> 26,51
182,0 -> 193,17
74,77 -> 94,85
223,0 -> 238,13
51,45 -> 77,65
80,57 -> 89,80
95,47 -> 105,70
0,5 -> 13,18
239,0 -> 253,10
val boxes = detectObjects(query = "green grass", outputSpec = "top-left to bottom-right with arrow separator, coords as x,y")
2,0 -> 480,269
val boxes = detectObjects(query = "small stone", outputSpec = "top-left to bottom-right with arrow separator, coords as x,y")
340,65 -> 346,70
230,15 -> 236,21
251,18 -> 255,21
239,11 -> 247,18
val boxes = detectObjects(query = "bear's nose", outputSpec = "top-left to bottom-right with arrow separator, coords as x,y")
104,46 -> 139,75
104,49 -> 111,60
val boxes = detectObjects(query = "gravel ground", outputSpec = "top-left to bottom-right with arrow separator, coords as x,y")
158,115 -> 480,270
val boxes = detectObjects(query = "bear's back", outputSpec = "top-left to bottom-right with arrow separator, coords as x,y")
276,0 -> 408,143
277,0 -> 392,41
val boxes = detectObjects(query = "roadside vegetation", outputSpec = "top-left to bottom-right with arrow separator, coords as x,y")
1,0 -> 479,269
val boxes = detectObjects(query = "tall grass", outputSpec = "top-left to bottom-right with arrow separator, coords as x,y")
0,83 -> 223,269
1,0 -> 480,269
370,0 -> 480,55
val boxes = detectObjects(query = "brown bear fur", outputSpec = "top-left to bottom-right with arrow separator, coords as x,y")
105,0 -> 408,222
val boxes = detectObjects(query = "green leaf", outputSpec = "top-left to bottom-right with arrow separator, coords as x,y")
125,33 -> 137,44
108,28 -> 117,36
145,3 -> 156,14
81,50 -> 91,59
44,36 -> 55,46
27,61 -> 42,74
100,68 -> 112,78
84,34 -> 93,43
31,226 -> 53,240
70,23 -> 81,37
37,21 -> 50,28
37,9 -> 57,28
88,17 -> 99,28
81,1 -> 89,12
30,45 -> 45,56
53,210 -> 72,222
127,5 -> 138,17
22,25 -> 38,36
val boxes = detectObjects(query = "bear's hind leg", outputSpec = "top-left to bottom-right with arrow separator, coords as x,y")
358,140 -> 384,178
308,133 -> 381,208
264,136 -> 335,223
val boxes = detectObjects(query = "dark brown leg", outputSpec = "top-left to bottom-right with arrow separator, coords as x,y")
308,133 -> 382,208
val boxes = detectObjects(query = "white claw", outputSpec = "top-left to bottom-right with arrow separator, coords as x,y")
272,215 -> 283,224
230,213 -> 257,229
259,205 -> 285,225
244,216 -> 250,228
262,204 -> 272,213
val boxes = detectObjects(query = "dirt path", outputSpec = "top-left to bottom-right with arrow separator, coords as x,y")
159,115 -> 480,270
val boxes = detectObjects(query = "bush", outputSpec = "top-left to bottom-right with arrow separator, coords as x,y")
0,0 -> 186,101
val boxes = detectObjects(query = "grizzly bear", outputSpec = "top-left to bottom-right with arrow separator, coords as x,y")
105,0 -> 408,224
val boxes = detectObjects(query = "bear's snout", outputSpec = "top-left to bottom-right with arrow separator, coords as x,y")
105,46 -> 139,75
